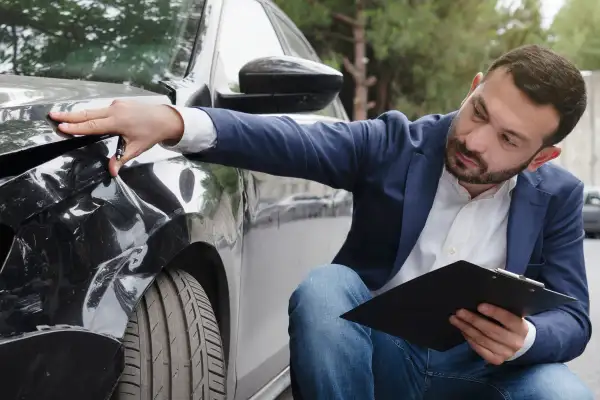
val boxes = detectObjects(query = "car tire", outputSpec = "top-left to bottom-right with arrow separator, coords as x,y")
112,268 -> 226,400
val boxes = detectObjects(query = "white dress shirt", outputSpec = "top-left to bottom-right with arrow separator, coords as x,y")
162,106 -> 536,360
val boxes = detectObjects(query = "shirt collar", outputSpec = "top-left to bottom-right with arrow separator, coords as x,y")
441,168 -> 518,200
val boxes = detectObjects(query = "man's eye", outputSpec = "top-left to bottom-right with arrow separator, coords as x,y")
473,107 -> 485,120
501,134 -> 516,146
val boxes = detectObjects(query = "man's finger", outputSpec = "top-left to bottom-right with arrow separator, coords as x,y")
478,304 -> 525,333
107,142 -> 147,177
57,117 -> 116,136
108,156 -> 122,178
456,309 -> 519,346
49,107 -> 111,124
450,315 -> 514,358
464,335 -> 506,365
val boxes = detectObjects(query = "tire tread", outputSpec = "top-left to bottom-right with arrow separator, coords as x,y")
112,269 -> 226,400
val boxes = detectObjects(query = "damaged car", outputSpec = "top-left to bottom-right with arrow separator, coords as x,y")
0,0 -> 352,398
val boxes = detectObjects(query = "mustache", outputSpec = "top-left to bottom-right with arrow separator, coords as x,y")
453,139 -> 486,169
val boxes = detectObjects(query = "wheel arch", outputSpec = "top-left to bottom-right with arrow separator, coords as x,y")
84,212 -> 239,367
166,241 -> 232,363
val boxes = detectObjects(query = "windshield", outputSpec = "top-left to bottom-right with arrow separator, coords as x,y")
0,0 -> 205,92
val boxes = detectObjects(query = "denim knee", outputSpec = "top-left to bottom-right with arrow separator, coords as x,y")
492,363 -> 594,400
523,364 -> 594,400
289,264 -> 370,316
288,265 -> 377,399
288,264 -> 371,337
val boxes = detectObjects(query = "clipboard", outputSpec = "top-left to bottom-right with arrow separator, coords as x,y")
340,260 -> 577,352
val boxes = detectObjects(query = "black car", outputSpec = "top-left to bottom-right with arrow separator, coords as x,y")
0,0 -> 353,399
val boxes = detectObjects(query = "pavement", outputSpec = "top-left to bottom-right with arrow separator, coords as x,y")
567,239 -> 599,398
278,239 -> 600,399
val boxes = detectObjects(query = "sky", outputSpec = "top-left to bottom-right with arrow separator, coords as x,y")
498,0 -> 565,28
540,0 -> 565,28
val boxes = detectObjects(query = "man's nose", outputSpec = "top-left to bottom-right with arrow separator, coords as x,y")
464,126 -> 492,154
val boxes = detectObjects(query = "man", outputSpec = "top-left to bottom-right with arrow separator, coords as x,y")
50,45 -> 592,399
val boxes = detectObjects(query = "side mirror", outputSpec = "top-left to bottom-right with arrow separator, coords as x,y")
215,55 -> 343,114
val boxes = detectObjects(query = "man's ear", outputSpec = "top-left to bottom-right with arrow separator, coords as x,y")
462,72 -> 483,106
528,146 -> 561,171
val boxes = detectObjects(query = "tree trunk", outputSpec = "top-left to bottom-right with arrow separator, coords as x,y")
11,24 -> 18,75
337,0 -> 376,120
375,68 -> 392,115
352,2 -> 368,120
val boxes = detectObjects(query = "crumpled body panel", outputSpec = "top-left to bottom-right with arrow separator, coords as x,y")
0,106 -> 244,398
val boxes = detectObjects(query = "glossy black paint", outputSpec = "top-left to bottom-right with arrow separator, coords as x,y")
0,91 -> 246,398
0,327 -> 123,400
0,96 -> 344,400
0,0 -> 351,398
239,55 -> 343,94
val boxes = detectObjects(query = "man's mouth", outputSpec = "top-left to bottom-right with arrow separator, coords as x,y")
456,151 -> 478,168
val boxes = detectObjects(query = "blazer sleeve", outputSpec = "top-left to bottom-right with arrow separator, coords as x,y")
187,107 -> 407,192
508,181 -> 592,365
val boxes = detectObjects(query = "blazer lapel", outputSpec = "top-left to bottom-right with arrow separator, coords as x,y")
392,151 -> 444,278
505,171 -> 551,274
390,112 -> 456,281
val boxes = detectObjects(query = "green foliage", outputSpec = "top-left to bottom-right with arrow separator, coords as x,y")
3,0 -> 589,120
276,0 -> 556,119
367,0 -> 501,117
550,0 -> 600,70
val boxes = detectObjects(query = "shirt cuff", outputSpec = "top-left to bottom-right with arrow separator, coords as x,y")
507,319 -> 537,361
160,105 -> 217,154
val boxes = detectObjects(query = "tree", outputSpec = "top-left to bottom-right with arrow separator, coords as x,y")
489,0 -> 548,60
274,0 -> 377,120
274,0 -> 551,120
549,0 -> 600,70
366,0 -> 501,118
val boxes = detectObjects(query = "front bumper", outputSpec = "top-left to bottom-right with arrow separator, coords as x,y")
0,326 -> 122,400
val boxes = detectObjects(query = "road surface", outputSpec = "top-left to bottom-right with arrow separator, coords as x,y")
278,239 -> 600,399
568,239 -> 599,398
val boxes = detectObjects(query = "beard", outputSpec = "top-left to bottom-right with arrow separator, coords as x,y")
444,121 -> 534,185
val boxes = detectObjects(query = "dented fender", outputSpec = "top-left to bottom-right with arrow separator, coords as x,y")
0,116 -> 244,398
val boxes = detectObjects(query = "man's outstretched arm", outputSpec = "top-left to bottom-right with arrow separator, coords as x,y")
50,101 -> 406,191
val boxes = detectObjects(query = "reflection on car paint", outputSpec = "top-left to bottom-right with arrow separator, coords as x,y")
0,99 -> 350,398
0,0 -> 352,397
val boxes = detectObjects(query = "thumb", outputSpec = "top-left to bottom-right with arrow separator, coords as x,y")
108,144 -> 143,177
108,155 -> 123,178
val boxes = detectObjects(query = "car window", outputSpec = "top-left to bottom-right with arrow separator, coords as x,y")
215,0 -> 284,91
585,191 -> 600,205
263,3 -> 348,120
269,13 -> 320,62
0,0 -> 205,92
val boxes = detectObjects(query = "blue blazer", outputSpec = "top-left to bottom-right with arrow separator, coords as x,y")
196,106 -> 591,365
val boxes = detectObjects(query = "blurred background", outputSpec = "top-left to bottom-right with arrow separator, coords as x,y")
272,0 -> 600,185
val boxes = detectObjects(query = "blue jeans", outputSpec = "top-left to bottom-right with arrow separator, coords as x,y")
288,264 -> 593,400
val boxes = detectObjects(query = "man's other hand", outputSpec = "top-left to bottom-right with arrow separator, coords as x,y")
49,100 -> 184,177
449,303 -> 529,365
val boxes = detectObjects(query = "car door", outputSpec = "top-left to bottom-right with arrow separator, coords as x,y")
209,1 -> 351,398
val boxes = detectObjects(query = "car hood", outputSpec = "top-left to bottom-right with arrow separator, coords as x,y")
0,74 -> 171,158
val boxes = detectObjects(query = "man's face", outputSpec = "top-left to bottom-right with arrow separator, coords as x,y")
445,68 -> 561,185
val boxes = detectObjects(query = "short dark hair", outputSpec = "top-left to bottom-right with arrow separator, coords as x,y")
485,44 -> 587,146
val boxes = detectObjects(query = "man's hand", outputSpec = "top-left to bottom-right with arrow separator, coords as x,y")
449,303 -> 529,365
49,100 -> 184,177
